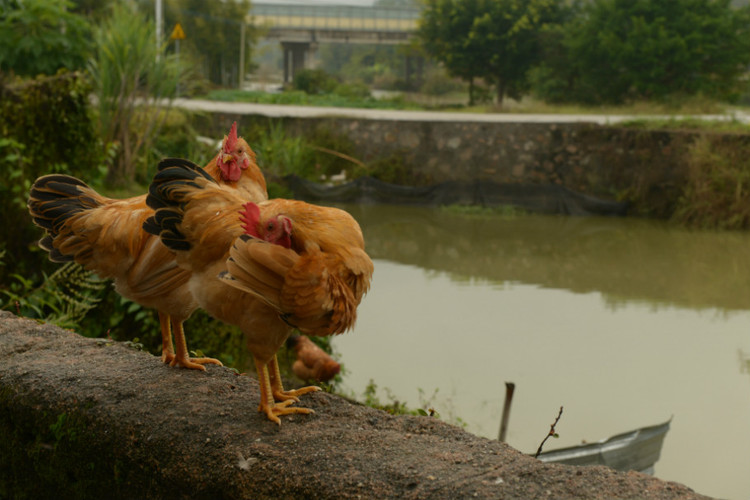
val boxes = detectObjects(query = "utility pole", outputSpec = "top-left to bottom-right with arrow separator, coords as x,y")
155,0 -> 163,61
239,21 -> 246,89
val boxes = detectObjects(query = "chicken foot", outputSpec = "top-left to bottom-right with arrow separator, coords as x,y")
158,312 -> 223,371
268,355 -> 321,403
255,357 -> 314,425
158,312 -> 176,364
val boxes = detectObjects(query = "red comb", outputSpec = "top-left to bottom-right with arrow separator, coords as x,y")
223,121 -> 238,153
239,202 -> 260,236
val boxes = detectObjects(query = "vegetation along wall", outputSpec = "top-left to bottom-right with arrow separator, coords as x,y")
198,114 -> 750,223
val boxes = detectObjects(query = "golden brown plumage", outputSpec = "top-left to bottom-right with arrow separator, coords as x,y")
144,158 -> 373,424
27,123 -> 267,370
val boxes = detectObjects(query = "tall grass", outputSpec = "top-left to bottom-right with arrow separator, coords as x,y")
251,121 -> 311,178
673,135 -> 750,230
88,3 -> 186,187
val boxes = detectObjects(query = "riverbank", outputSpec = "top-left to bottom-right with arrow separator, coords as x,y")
176,99 -> 750,225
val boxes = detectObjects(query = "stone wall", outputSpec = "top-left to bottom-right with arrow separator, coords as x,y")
200,114 -> 712,217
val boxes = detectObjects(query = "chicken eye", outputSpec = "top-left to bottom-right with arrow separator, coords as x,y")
267,221 -> 275,231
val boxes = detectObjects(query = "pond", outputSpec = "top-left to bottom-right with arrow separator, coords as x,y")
332,204 -> 750,500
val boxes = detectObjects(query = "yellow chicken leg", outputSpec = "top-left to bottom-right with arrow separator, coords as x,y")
169,320 -> 223,371
158,312 -> 176,364
255,357 -> 314,425
268,354 -> 321,403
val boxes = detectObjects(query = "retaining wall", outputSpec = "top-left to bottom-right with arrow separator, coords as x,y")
198,113 -> 730,217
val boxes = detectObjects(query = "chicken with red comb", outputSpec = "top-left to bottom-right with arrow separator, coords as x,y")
28,123 -> 268,371
144,158 -> 373,425
216,122 -> 252,182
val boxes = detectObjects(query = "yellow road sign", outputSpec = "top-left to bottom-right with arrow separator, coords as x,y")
170,22 -> 186,40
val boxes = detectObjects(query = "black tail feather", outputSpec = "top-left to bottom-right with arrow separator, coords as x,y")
156,157 -> 205,173
145,157 -> 214,210
144,157 -> 217,252
27,175 -> 99,238
27,174 -> 102,263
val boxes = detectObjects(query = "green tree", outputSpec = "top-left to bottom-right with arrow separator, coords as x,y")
557,0 -> 750,104
472,0 -> 562,105
419,0 -> 562,106
165,0 -> 255,87
0,0 -> 92,76
419,0 -> 485,104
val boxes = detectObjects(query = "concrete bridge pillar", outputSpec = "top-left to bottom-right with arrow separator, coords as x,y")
282,42 -> 318,84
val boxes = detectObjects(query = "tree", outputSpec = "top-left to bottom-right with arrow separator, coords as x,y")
474,0 -> 562,105
558,0 -> 750,104
0,0 -> 92,76
418,0 -> 486,104
165,0 -> 255,87
419,0 -> 563,106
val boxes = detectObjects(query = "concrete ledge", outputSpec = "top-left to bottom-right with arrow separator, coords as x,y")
0,311 -> 710,499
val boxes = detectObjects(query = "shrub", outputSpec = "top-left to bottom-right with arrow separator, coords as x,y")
292,69 -> 338,95
673,135 -> 750,230
419,73 -> 464,97
0,71 -> 101,284
333,82 -> 371,100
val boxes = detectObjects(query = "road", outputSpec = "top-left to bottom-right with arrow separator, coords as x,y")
173,97 -> 749,125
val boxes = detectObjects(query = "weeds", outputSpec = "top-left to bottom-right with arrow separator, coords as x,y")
672,135 -> 750,230
2,261 -> 106,330
621,117 -> 750,134
358,380 -> 446,421
440,204 -> 527,217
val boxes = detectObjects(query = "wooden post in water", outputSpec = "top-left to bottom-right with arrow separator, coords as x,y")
498,382 -> 515,442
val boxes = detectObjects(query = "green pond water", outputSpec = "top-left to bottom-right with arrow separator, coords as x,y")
333,204 -> 750,500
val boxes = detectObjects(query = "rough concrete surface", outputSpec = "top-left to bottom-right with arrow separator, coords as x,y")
0,311 -> 711,499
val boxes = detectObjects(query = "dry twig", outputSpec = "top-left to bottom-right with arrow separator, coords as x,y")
534,406 -> 563,458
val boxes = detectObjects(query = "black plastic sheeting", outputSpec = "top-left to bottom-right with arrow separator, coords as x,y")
285,175 -> 629,216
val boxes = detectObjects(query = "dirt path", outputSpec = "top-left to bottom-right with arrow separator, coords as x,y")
172,97 -> 749,125
0,311 -> 711,499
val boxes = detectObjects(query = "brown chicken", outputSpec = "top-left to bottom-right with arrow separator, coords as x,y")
287,335 -> 341,383
27,123 -> 267,370
143,158 -> 373,424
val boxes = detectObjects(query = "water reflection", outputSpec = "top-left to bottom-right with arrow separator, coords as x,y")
346,204 -> 750,312
330,204 -> 750,500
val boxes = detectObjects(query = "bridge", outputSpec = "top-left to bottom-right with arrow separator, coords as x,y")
250,2 -> 420,82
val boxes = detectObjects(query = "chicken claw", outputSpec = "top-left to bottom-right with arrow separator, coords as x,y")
268,355 -> 321,403
262,400 -> 315,426
162,317 -> 223,371
169,355 -> 223,371
255,357 -> 314,425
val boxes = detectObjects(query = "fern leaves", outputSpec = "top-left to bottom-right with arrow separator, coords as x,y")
2,260 -> 106,330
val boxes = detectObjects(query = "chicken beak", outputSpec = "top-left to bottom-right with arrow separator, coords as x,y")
222,153 -> 234,164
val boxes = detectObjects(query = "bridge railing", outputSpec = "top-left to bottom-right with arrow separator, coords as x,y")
251,3 -> 420,32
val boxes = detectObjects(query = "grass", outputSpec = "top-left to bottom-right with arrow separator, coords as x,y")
619,116 -> 750,134
200,87 -> 750,124
201,88 -> 423,110
491,94 -> 731,116
672,134 -> 750,230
